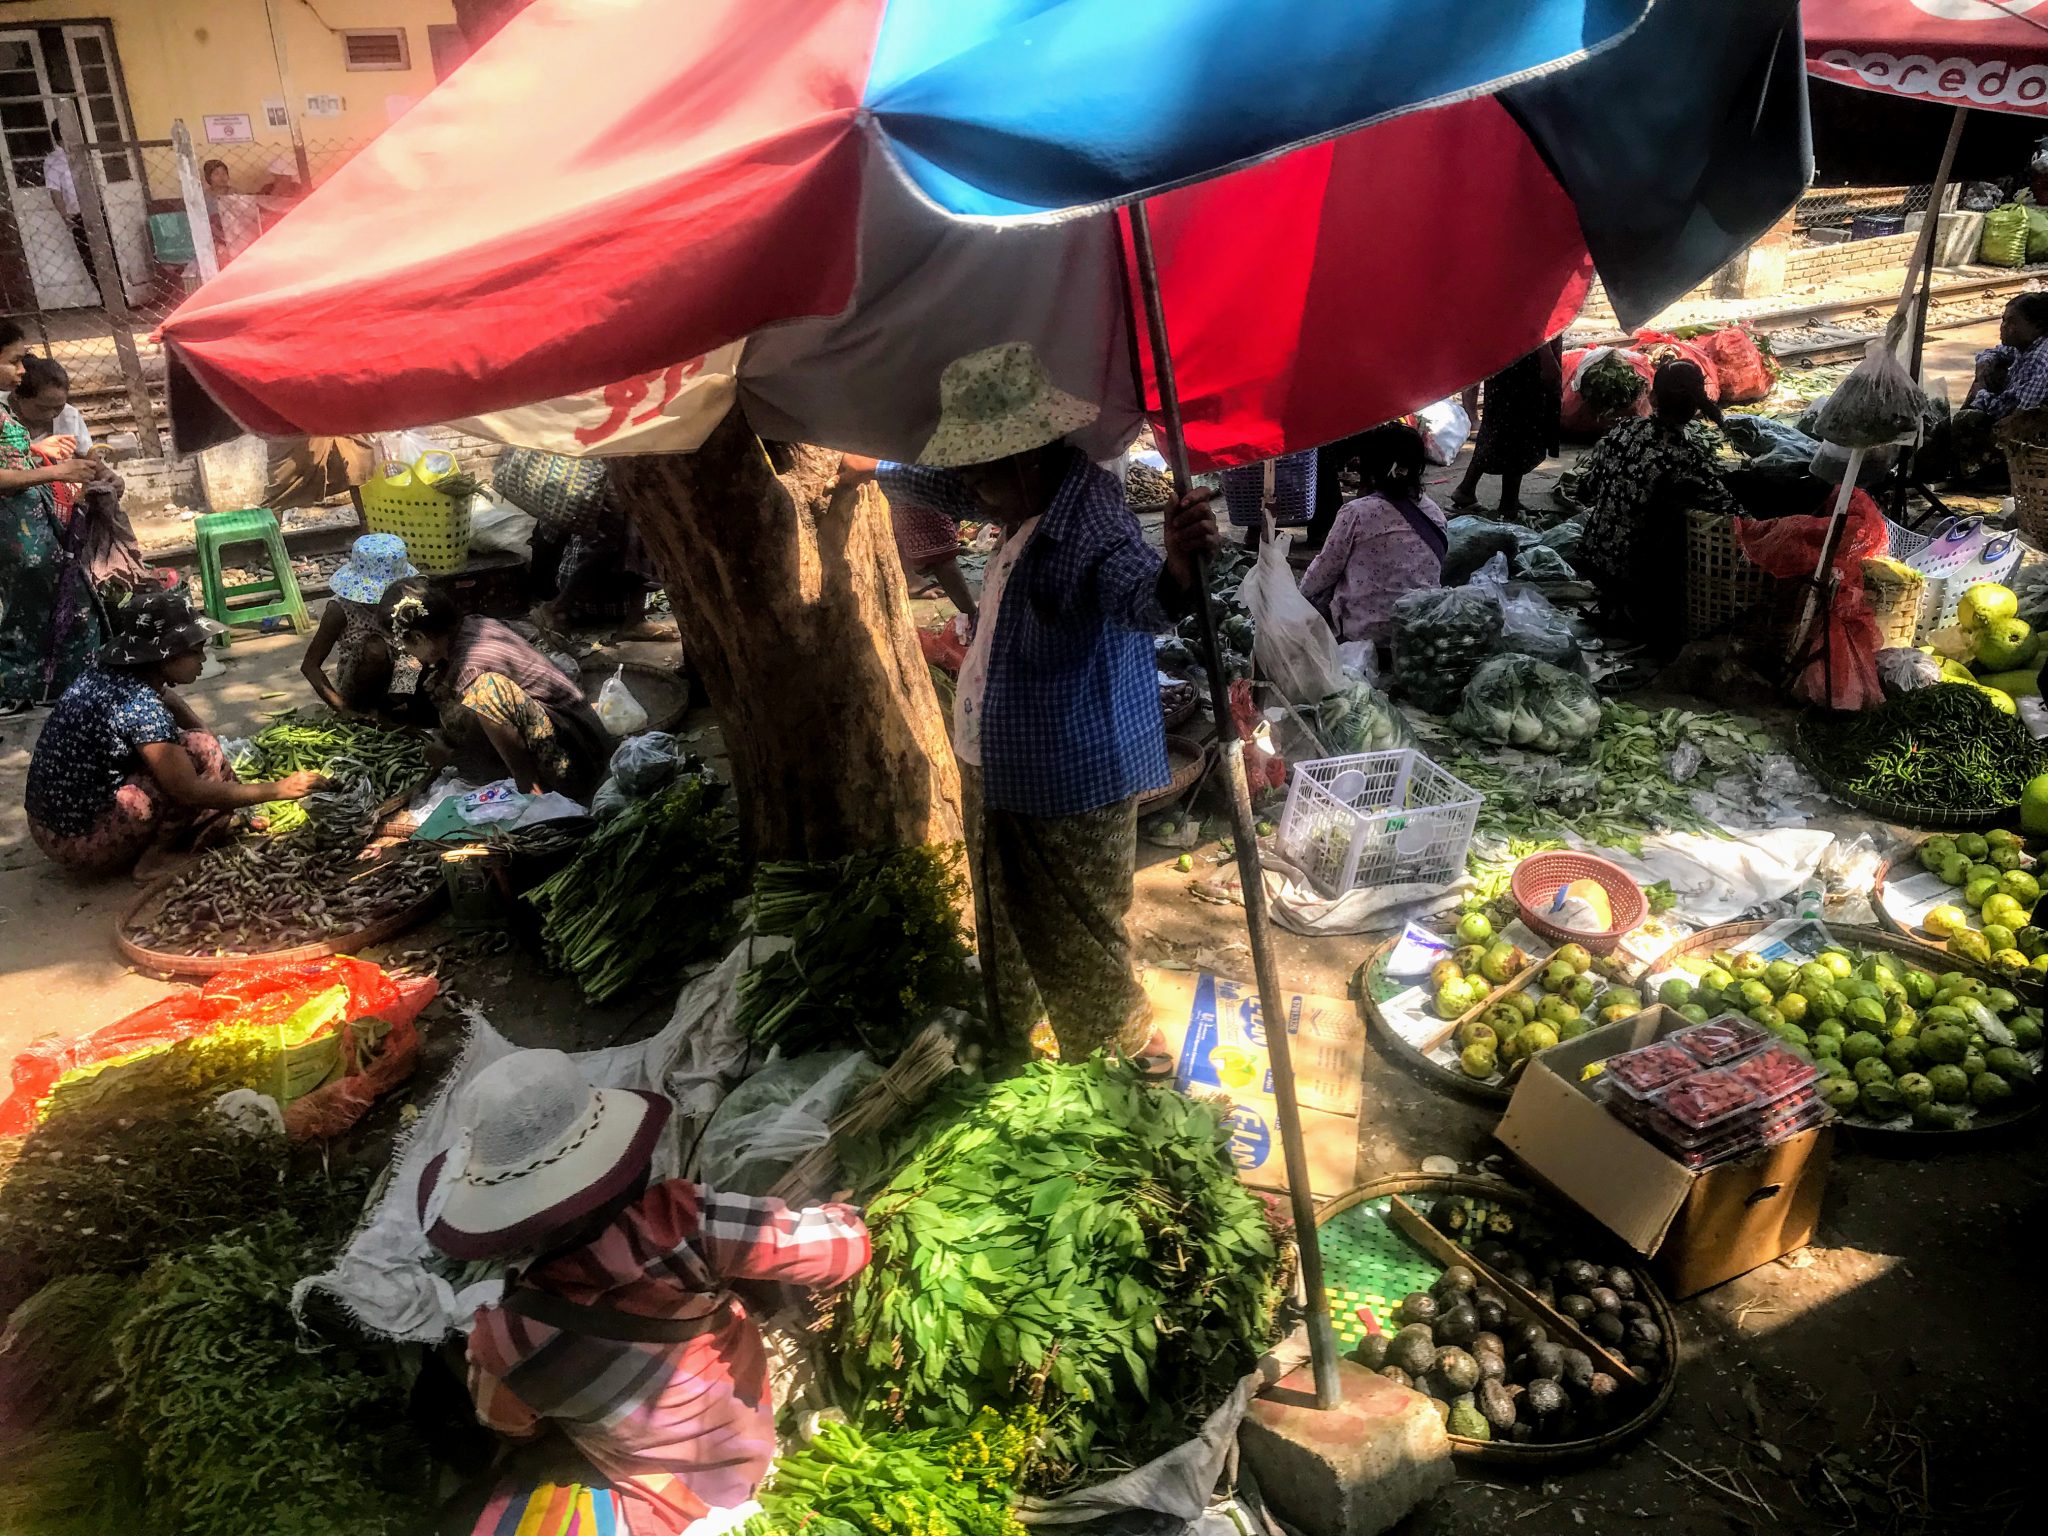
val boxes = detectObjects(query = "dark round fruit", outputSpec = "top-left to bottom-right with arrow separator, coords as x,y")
1388,1325 -> 1439,1377
1478,1379 -> 1517,1432
1352,1334 -> 1391,1370
1506,1265 -> 1536,1289
1474,1296 -> 1509,1330
1558,1348 -> 1594,1392
1398,1291 -> 1440,1327
1523,1379 -> 1568,1419
1588,1311 -> 1626,1347
1603,1267 -> 1637,1300
1584,1372 -> 1620,1411
1438,1264 -> 1478,1295
1435,1347 -> 1482,1393
1420,1371 -> 1457,1403
1619,1299 -> 1653,1324
1518,1342 -> 1566,1383
1475,1350 -> 1507,1383
1624,1318 -> 1664,1363
1531,1280 -> 1557,1307
1558,1294 -> 1596,1324
1587,1286 -> 1623,1314
1562,1259 -> 1600,1291
1379,1366 -> 1413,1390
1475,1242 -> 1515,1268
1433,1303 -> 1479,1348
1470,1330 -> 1505,1359
1512,1321 -> 1549,1355
1507,1420 -> 1536,1444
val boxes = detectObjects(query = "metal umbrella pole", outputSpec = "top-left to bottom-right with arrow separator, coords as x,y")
1128,201 -> 1341,1410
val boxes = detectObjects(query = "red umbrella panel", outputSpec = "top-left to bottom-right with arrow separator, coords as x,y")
1805,0 -> 2048,115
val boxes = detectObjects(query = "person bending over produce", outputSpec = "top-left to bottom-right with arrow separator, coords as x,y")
24,590 -> 325,875
1571,359 -> 1736,639
381,578 -> 610,800
420,1048 -> 870,1536
302,532 -> 419,715
1299,422 -> 1447,649
882,342 -> 1220,1065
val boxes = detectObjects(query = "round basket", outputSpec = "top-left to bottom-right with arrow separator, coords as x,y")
576,660 -> 691,734
1316,1172 -> 1679,1465
1793,717 -> 2015,830
116,878 -> 443,978
1683,508 -> 1796,644
1136,733 -> 1209,811
1657,921 -> 2040,1140
1354,943 -> 1513,1105
2004,440 -> 2048,547
1159,678 -> 1199,732
1512,851 -> 1646,955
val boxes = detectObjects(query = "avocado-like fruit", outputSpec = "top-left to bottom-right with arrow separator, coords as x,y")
1397,1291 -> 1439,1327
1378,1366 -> 1413,1390
1434,1347 -> 1482,1393
1446,1393 -> 1491,1440
1557,1293 -> 1595,1324
1587,1311 -> 1625,1347
1561,1259 -> 1600,1291
1586,1286 -> 1623,1314
1433,1302 -> 1479,1348
1387,1326 -> 1438,1376
1353,1334 -> 1391,1370
1470,1329 -> 1505,1359
1623,1318 -> 1663,1363
1511,1321 -> 1548,1355
1603,1268 -> 1637,1300
1477,1379 -> 1517,1433
1518,1342 -> 1566,1383
1522,1378 -> 1568,1420
1559,1347 -> 1595,1392
1473,1295 -> 1509,1331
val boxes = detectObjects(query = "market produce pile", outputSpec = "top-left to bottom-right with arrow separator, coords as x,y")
126,779 -> 440,955
1908,829 -> 2046,976
832,1060 -> 1286,1491
1449,655 -> 1602,753
1919,580 -> 2044,711
1430,921 -> 1641,1087
738,846 -> 971,1059
1350,1196 -> 1666,1446
231,709 -> 429,836
743,1411 -> 1038,1536
1391,587 -> 1503,714
1662,939 -> 2041,1130
1800,683 -> 2048,815
526,770 -> 744,1003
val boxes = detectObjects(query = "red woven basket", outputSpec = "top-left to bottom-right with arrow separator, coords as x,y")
1510,851 -> 1647,956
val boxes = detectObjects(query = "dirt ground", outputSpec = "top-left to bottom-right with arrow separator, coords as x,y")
3,327 -> 2040,1531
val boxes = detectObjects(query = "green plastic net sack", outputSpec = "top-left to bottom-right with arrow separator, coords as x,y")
1981,203 -> 2029,268
2026,206 -> 2048,264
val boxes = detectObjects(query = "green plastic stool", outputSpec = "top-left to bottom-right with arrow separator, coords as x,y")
194,508 -> 311,638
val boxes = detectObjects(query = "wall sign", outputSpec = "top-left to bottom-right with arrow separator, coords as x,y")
305,93 -> 345,118
202,113 -> 254,144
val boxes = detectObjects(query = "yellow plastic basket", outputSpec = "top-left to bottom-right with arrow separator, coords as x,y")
361,452 -> 472,573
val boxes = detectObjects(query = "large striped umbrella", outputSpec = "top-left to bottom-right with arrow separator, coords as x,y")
1806,0 -> 2048,116
159,0 -> 1811,1406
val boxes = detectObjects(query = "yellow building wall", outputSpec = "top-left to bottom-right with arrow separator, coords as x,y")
4,0 -> 457,178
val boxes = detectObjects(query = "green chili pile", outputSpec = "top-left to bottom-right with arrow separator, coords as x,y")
737,846 -> 970,1059
526,772 -> 744,1002
745,1411 -> 1038,1536
832,1060 -> 1285,1491
1802,683 -> 2047,811
234,709 -> 429,832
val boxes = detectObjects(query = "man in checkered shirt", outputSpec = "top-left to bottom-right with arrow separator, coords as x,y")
846,343 -> 1219,1065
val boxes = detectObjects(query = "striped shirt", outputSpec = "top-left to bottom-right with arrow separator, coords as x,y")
467,1182 -> 870,1535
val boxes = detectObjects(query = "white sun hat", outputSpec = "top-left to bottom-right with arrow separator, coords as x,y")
416,1049 -> 669,1261
916,342 -> 1101,468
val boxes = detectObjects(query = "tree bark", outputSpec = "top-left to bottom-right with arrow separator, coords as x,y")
609,410 -> 962,862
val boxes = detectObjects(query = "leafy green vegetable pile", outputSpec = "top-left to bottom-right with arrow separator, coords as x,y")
737,846 -> 970,1058
1800,683 -> 2048,812
527,771 -> 745,1002
832,1060 -> 1285,1491
1576,350 -> 1648,416
1448,654 -> 1602,753
744,1411 -> 1038,1536
1316,681 -> 1414,754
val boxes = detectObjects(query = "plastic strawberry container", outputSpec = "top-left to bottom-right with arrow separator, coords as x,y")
1669,1096 -> 1831,1170
1726,1043 -> 1820,1101
1671,1016 -> 1770,1067
1651,1065 -> 1766,1131
1602,1041 -> 1701,1100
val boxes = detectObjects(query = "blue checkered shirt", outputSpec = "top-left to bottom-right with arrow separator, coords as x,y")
976,451 -> 1177,817
1970,339 -> 2048,421
875,461 -> 978,519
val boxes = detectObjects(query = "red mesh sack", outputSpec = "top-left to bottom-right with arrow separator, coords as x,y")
917,621 -> 969,674
0,993 -> 230,1134
1561,346 -> 1653,439
1695,327 -> 1774,405
1634,330 -> 1721,400
1737,491 -> 1889,711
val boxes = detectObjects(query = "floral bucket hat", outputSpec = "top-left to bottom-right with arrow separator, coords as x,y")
329,532 -> 419,606
916,343 -> 1101,469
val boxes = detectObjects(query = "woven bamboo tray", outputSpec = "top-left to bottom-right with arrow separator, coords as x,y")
1794,717 -> 2017,830
1136,733 -> 1210,811
117,878 -> 443,979
1354,942 -> 1514,1106
1659,921 -> 2040,1140
576,660 -> 691,734
1869,854 -> 2044,1002
1317,1172 -> 1679,1465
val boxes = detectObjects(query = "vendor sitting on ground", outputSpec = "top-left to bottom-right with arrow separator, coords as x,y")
302,532 -> 419,715
420,1048 -> 871,1536
24,590 -> 325,875
1967,292 -> 2048,422
896,342 -> 1220,1066
1572,359 -> 1735,637
837,454 -> 979,623
381,579 -> 610,800
1298,421 -> 1447,647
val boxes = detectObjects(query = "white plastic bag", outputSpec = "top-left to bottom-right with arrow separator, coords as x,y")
1336,639 -> 1379,685
595,665 -> 649,735
1237,516 -> 1343,705
696,1052 -> 880,1195
1414,398 -> 1472,466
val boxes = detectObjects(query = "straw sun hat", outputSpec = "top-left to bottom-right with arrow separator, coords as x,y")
417,1049 -> 669,1261
916,342 -> 1101,468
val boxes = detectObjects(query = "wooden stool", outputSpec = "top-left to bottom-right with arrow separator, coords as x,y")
193,508 -> 311,638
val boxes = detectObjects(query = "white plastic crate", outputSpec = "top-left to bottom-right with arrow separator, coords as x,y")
1278,749 -> 1481,898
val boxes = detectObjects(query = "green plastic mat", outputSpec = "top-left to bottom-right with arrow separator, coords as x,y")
1319,1196 -> 1442,1349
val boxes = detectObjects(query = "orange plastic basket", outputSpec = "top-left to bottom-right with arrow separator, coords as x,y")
1510,851 -> 1647,955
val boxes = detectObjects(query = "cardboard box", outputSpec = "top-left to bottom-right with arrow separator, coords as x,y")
1494,1005 -> 1833,1298
1142,968 -> 1362,1199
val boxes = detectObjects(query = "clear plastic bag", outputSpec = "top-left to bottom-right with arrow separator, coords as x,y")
1442,517 -> 1527,587
1237,517 -> 1344,704
609,731 -> 682,796
1449,653 -> 1602,753
695,1051 -> 880,1196
1389,586 -> 1503,714
590,776 -> 633,822
1314,680 -> 1416,754
1876,648 -> 1942,699
1472,569 -> 1585,672
1812,337 -> 1927,450
594,665 -> 650,735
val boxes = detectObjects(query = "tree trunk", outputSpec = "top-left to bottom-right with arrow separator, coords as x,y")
609,410 -> 962,862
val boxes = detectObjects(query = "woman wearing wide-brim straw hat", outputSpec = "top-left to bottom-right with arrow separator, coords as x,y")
418,1048 -> 871,1536
838,342 -> 1221,1070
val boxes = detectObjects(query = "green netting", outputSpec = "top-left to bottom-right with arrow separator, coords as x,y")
1317,1196 -> 1442,1348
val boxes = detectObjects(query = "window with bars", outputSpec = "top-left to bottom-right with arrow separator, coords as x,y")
0,22 -> 136,190
343,29 -> 411,71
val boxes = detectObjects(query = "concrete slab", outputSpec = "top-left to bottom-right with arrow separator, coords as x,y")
1240,1361 -> 1453,1536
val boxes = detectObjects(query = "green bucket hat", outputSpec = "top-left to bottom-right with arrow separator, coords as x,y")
916,343 -> 1101,469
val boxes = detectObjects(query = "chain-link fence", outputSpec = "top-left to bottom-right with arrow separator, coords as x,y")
1793,183 -> 1957,242
2,96 -> 367,459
